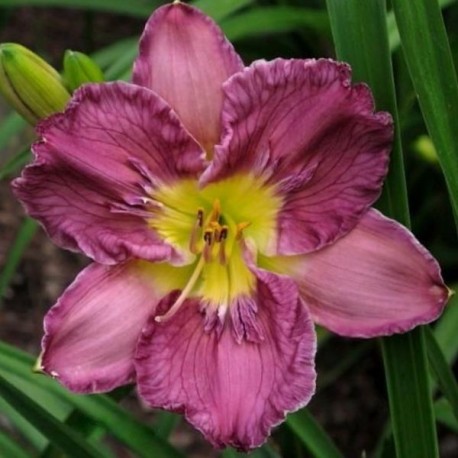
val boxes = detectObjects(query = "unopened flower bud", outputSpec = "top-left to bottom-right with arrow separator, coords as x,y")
0,43 -> 70,125
63,50 -> 104,92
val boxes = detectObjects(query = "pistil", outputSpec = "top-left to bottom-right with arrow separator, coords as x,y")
155,256 -> 205,323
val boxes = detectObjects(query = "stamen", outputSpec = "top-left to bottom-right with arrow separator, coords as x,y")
217,225 -> 228,265
236,221 -> 251,240
203,229 -> 213,245
209,199 -> 221,222
218,225 -> 228,242
203,229 -> 215,262
209,221 -> 221,242
155,257 -> 205,323
189,208 -> 205,254
197,208 -> 204,227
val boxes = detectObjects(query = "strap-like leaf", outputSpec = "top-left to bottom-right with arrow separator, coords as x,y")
286,409 -> 343,458
0,217 -> 37,303
392,0 -> 458,230
0,341 -> 184,458
325,1 -> 439,457
425,327 -> 458,423
0,373 -> 106,458
0,428 -> 32,458
220,7 -> 330,42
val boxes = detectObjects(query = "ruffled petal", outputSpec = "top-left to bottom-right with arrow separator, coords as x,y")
41,262 -> 162,393
201,59 -> 392,255
135,269 -> 316,450
133,3 -> 244,154
13,82 -> 204,264
288,209 -> 449,337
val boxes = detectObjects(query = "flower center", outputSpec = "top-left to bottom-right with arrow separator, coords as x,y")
148,174 -> 282,322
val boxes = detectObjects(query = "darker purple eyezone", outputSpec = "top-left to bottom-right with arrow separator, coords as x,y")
12,1 -> 449,452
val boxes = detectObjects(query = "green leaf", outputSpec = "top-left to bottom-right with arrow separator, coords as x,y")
154,411 -> 180,440
220,7 -> 330,42
387,0 -> 457,51
380,330 -> 438,458
0,428 -> 32,458
326,0 -> 409,224
0,370 -> 111,456
0,397 -> 46,451
424,327 -> 458,423
0,341 -> 184,458
40,385 -> 132,458
433,286 -> 458,364
0,111 -> 27,151
326,1 -> 439,457
286,409 -> 343,458
434,398 -> 458,432
0,148 -> 31,180
0,217 -> 38,303
193,0 -> 254,22
0,0 -> 163,18
221,444 -> 280,458
91,38 -> 136,70
103,43 -> 138,81
392,0 -> 458,229
0,373 -> 106,458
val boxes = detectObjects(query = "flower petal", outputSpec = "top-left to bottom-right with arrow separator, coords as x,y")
288,209 -> 449,337
133,3 -> 244,154
41,262 -> 162,393
135,269 -> 316,450
13,82 -> 204,264
201,59 -> 392,255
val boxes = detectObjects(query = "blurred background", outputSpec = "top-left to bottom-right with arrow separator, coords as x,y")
0,0 -> 457,457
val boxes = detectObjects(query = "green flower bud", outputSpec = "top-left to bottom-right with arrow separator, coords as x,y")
0,43 -> 70,125
63,50 -> 104,92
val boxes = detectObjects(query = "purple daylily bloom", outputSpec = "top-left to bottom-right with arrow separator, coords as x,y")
13,2 -> 448,450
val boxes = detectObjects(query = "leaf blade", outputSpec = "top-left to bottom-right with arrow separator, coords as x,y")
0,340 -> 184,458
392,0 -> 458,229
0,373 -> 106,458
286,409 -> 344,458
325,1 -> 439,457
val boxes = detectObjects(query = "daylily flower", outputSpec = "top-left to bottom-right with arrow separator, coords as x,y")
13,2 -> 448,450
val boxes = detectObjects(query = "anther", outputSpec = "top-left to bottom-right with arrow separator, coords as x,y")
197,208 -> 204,227
203,229 -> 213,245
218,225 -> 228,242
189,208 -> 205,254
203,229 -> 214,262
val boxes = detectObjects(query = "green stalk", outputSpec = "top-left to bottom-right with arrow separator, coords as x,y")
325,1 -> 438,457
